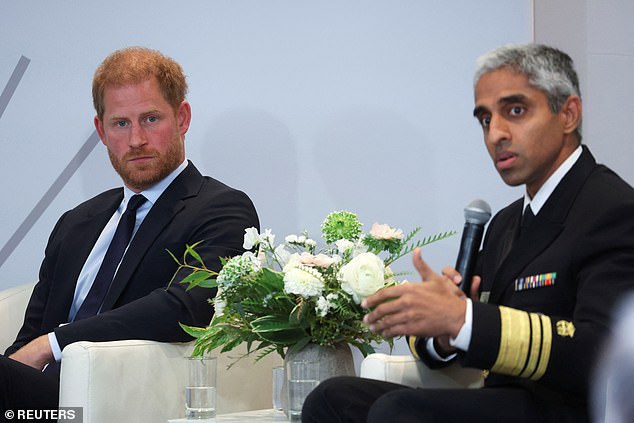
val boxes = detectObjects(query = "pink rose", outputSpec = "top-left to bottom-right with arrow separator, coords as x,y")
369,223 -> 404,240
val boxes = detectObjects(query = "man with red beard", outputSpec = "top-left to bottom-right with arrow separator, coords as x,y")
0,47 -> 259,413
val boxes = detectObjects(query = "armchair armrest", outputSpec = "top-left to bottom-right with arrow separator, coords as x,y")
0,282 -> 35,352
60,340 -> 192,423
59,339 -> 284,423
360,353 -> 483,389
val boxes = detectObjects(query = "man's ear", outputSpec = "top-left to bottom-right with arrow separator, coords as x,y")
94,115 -> 107,145
560,96 -> 582,136
177,101 -> 192,136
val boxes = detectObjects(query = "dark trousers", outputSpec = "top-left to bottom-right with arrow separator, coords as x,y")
0,355 -> 59,421
302,376 -> 587,423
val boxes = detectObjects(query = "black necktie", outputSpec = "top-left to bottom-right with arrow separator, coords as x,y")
74,194 -> 147,321
520,204 -> 535,235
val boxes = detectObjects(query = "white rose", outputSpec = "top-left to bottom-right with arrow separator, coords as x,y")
369,223 -> 404,240
243,227 -> 260,249
339,252 -> 386,304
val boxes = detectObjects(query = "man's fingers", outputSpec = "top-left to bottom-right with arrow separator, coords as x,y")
441,265 -> 462,285
362,286 -> 390,309
412,248 -> 436,280
362,289 -> 407,324
378,322 -> 411,338
361,283 -> 408,309
365,309 -> 412,337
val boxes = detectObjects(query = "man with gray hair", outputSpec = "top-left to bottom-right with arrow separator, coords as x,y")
303,44 -> 634,422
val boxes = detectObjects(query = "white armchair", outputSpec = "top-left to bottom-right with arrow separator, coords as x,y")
0,282 -> 34,351
1,282 -> 282,422
360,353 -> 483,389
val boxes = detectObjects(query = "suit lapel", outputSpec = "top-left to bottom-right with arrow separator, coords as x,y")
499,211 -> 520,266
44,191 -> 122,324
100,163 -> 204,311
489,146 -> 597,303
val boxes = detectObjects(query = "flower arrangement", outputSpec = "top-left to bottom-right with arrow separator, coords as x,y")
172,211 -> 455,361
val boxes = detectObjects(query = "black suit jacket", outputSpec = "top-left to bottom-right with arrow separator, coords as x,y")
5,162 -> 259,355
413,146 -> 634,417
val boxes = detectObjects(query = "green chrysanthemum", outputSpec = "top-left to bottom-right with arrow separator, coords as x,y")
321,211 -> 362,243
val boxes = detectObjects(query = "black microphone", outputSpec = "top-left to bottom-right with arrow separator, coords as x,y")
455,199 -> 491,294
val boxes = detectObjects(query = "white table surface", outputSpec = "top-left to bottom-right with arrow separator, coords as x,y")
168,408 -> 288,422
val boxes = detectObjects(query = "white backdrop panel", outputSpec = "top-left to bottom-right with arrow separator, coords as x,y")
0,1 -> 531,299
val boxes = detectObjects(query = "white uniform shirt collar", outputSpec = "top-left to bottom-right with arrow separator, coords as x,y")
523,146 -> 582,215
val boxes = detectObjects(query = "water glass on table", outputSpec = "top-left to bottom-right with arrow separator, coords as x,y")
286,360 -> 319,421
272,365 -> 285,411
185,355 -> 217,420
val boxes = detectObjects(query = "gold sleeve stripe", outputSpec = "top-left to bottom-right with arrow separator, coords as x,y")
408,336 -> 421,360
519,312 -> 541,378
492,306 -> 531,376
491,306 -> 553,380
530,314 -> 552,381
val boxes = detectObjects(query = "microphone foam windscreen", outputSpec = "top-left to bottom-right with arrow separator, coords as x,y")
464,199 -> 492,224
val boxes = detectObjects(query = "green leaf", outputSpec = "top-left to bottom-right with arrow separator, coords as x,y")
254,345 -> 278,362
220,336 -> 243,353
198,278 -> 219,289
260,268 -> 285,290
251,315 -> 294,332
179,323 -> 208,339
166,248 -> 179,265
179,270 -> 217,291
250,315 -> 307,344
185,241 -> 206,266
352,342 -> 376,357
256,328 -> 306,345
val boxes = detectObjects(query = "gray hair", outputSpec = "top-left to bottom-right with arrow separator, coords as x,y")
474,43 -> 582,139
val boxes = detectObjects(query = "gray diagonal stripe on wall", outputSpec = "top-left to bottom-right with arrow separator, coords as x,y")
0,131 -> 101,268
0,55 -> 30,120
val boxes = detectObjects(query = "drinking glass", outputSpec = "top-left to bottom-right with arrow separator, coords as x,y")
185,355 -> 217,420
272,365 -> 285,411
286,360 -> 319,421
